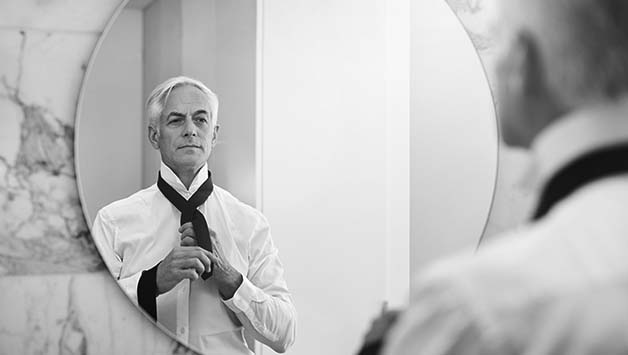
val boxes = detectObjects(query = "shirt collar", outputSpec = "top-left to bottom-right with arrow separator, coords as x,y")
159,161 -> 209,196
530,95 -> 628,188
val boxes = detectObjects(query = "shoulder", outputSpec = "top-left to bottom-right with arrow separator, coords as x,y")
415,177 -> 628,325
212,185 -> 267,224
412,223 -> 569,317
210,185 -> 272,248
426,176 -> 628,293
546,175 -> 628,229
96,184 -> 159,226
394,178 -> 628,354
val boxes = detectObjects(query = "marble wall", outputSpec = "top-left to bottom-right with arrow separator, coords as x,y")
0,1 -> 198,354
0,273 -> 193,355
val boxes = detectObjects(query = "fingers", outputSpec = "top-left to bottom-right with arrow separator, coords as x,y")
176,256 -> 206,275
179,246 -> 212,273
180,236 -> 197,247
193,248 -> 212,273
178,222 -> 194,233
179,268 -> 199,281
179,224 -> 196,239
209,233 -> 226,259
206,250 -> 219,265
179,223 -> 197,246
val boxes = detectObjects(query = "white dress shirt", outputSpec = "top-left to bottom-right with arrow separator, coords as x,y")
92,162 -> 296,354
384,97 -> 628,355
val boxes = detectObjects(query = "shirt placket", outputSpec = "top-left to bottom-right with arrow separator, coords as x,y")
176,189 -> 192,343
176,279 -> 191,343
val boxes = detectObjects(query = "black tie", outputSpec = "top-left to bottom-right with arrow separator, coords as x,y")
532,143 -> 628,220
137,170 -> 215,320
157,170 -> 214,279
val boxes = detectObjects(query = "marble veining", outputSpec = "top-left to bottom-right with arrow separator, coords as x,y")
0,0 -> 204,352
0,272 -> 199,355
0,30 -> 103,275
0,0 -> 116,33
447,0 -> 497,52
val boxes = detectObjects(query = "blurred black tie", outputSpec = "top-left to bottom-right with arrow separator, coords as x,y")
532,143 -> 628,220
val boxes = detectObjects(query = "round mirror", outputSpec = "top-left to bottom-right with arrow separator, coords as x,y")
76,0 -> 498,354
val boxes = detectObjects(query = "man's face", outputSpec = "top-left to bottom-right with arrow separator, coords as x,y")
149,85 -> 218,174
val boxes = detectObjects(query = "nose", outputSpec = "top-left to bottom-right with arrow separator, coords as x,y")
182,116 -> 197,137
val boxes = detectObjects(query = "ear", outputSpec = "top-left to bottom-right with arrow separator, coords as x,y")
148,126 -> 160,150
211,124 -> 220,147
511,30 -> 543,98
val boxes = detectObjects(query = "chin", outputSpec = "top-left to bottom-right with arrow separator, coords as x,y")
501,129 -> 530,148
499,111 -> 528,148
175,156 -> 206,168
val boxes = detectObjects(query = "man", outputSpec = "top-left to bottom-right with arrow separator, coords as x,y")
384,0 -> 628,354
92,76 -> 296,354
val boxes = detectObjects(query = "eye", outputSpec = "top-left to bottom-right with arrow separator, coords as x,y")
168,117 -> 183,125
194,116 -> 209,124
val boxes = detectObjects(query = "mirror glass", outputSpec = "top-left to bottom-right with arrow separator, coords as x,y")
76,0 -> 498,354
78,0 -> 256,224
77,0 -> 259,353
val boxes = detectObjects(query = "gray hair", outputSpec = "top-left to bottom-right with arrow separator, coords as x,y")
500,0 -> 628,107
146,76 -> 219,131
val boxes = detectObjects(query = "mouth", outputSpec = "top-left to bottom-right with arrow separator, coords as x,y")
178,145 -> 202,150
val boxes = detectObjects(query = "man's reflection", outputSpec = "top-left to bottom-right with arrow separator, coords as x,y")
91,76 -> 296,354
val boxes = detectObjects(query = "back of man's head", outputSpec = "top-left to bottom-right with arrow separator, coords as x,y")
500,0 -> 628,108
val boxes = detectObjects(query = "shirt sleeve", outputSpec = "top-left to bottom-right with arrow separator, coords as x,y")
91,210 -> 143,307
382,268 -> 499,355
222,215 -> 297,353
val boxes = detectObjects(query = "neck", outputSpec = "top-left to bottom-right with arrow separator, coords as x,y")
171,164 -> 204,190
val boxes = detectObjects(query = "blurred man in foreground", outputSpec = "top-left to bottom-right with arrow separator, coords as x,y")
384,0 -> 628,354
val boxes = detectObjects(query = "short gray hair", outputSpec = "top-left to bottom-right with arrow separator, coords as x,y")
146,76 -> 219,130
500,0 -> 628,107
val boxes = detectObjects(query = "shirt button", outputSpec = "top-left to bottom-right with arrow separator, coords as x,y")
179,326 -> 186,335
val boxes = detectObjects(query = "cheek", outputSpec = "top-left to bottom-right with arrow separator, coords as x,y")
498,104 -> 526,147
157,133 -> 177,152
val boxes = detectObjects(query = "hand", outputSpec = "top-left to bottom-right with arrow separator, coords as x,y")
179,222 -> 198,247
156,245 -> 212,295
179,222 -> 211,279
206,230 -> 243,299
362,305 -> 400,346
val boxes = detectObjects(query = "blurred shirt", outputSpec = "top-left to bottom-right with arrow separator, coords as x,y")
92,162 -> 296,355
384,97 -> 628,355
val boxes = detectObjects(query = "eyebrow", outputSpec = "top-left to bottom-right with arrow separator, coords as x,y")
166,110 -> 209,119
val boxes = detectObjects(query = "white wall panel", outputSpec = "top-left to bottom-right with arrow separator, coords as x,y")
259,0 -> 403,354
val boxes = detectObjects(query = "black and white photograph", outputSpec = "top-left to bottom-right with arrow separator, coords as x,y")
2,0 -> 628,354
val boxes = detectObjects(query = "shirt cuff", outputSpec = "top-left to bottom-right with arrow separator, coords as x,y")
222,276 -> 263,314
137,262 -> 160,320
